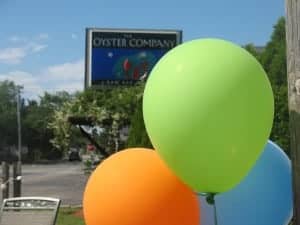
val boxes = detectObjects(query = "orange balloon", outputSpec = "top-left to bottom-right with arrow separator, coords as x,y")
83,148 -> 200,225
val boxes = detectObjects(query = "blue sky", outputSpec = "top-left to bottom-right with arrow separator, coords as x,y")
0,0 -> 284,99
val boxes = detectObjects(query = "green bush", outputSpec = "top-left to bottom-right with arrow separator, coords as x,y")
127,98 -> 153,149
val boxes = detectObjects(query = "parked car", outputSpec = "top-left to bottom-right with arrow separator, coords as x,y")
68,148 -> 81,161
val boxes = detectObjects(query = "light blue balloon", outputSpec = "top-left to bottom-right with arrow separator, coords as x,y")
198,140 -> 293,225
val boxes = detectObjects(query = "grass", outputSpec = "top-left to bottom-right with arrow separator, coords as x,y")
54,207 -> 294,225
56,207 -> 85,225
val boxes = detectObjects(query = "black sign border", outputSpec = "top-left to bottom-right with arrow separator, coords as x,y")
84,28 -> 182,89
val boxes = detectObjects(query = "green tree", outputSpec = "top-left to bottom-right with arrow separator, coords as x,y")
260,17 -> 290,155
244,43 -> 261,61
49,85 -> 144,156
23,91 -> 72,160
243,17 -> 289,155
261,17 -> 287,87
126,97 -> 153,149
0,81 -> 19,148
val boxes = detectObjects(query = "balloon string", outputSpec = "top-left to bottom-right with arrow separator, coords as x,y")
213,201 -> 219,225
204,193 -> 219,225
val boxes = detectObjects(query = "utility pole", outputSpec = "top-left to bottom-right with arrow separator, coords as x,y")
286,0 -> 300,224
13,86 -> 22,197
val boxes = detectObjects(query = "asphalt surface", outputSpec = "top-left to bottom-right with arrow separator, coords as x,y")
0,162 -> 90,206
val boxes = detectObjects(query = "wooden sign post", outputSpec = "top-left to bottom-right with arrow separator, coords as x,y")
1,162 -> 9,200
286,0 -> 300,224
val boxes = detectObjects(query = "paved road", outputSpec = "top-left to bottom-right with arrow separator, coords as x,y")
0,162 -> 90,206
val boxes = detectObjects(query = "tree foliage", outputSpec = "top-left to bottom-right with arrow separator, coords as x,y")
0,82 -> 72,160
263,17 -> 290,155
0,81 -> 19,148
22,91 -> 73,160
49,84 -> 145,156
244,17 -> 290,154
244,43 -> 261,61
126,97 -> 153,149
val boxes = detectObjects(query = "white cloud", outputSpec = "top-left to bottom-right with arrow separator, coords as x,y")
29,43 -> 48,53
71,34 -> 78,40
9,33 -> 49,43
0,59 -> 84,99
9,36 -> 27,43
0,42 -> 48,64
35,33 -> 49,41
56,82 -> 83,93
40,59 -> 84,96
0,71 -> 44,99
44,59 -> 84,81
2,33 -> 49,64
0,47 -> 27,64
41,59 -> 84,95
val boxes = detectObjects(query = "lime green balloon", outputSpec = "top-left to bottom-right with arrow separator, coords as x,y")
143,39 -> 274,193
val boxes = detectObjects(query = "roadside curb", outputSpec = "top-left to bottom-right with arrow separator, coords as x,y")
22,159 -> 79,165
